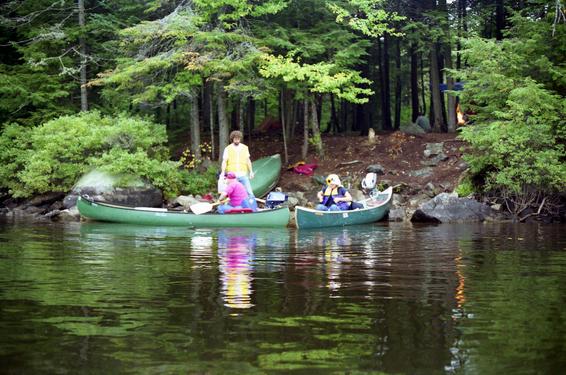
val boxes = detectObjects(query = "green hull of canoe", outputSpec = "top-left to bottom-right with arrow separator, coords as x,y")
295,187 -> 392,229
250,154 -> 281,197
77,197 -> 290,228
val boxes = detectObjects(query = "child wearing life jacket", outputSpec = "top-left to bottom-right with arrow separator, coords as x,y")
315,174 -> 354,211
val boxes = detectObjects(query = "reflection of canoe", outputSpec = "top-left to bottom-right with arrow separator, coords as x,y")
295,187 -> 393,229
251,154 -> 281,197
79,222 -> 197,238
77,197 -> 290,228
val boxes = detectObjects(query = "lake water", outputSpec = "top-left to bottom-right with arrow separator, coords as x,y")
1,219 -> 565,374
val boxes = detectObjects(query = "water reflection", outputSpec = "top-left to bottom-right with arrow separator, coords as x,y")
2,221 -> 565,374
217,229 -> 256,309
311,229 -> 353,294
292,225 -> 396,299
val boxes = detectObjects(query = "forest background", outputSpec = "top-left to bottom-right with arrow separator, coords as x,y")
0,0 -> 564,219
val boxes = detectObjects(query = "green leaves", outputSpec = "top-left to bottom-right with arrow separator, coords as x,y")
259,54 -> 372,103
328,0 -> 403,38
459,83 -> 565,193
454,10 -> 566,195
0,111 -> 188,198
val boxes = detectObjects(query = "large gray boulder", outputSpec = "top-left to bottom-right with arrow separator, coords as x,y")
64,170 -> 162,208
401,122 -> 426,135
416,115 -> 431,132
411,192 -> 492,223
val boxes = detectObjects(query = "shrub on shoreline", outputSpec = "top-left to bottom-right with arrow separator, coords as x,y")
0,111 -> 215,199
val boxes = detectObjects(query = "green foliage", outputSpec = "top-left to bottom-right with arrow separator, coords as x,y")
454,11 -> 566,195
0,64 -> 74,126
259,54 -> 373,103
458,78 -> 565,193
194,0 -> 288,27
0,123 -> 33,196
308,134 -> 322,147
180,165 -> 219,196
455,178 -> 475,198
97,0 -> 290,107
0,111 -> 187,198
328,0 -> 404,38
0,0 -> 149,123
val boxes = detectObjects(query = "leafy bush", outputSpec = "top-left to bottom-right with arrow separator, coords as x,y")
455,178 -> 474,198
0,111 -> 196,198
454,17 -> 566,195
459,80 -> 565,194
181,165 -> 219,196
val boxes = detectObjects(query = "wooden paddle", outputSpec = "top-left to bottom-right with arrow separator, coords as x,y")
190,199 -> 228,215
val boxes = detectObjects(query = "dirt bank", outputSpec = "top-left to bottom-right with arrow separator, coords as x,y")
252,131 -> 468,197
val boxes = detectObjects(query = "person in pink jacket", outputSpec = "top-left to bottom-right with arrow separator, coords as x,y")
217,172 -> 255,214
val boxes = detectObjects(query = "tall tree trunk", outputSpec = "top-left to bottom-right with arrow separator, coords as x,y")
290,101 -> 298,139
394,36 -> 402,130
352,103 -> 359,132
439,0 -> 457,132
173,99 -> 177,126
316,96 -> 323,133
302,98 -> 309,160
444,46 -> 457,132
207,84 -> 215,160
78,0 -> 88,111
285,90 -> 294,141
217,84 -> 229,160
420,53 -> 427,115
341,101 -> 348,133
378,35 -> 392,130
279,90 -> 289,164
238,97 -> 245,134
345,101 -> 353,133
361,101 -> 371,136
430,44 -> 445,132
310,96 -> 324,158
190,94 -> 201,160
456,0 -> 467,69
166,103 -> 171,127
410,44 -> 420,122
368,42 -> 380,131
495,0 -> 505,40
330,94 -> 338,134
247,97 -> 255,146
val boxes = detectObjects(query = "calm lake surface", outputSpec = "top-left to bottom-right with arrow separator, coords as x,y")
1,219 -> 565,374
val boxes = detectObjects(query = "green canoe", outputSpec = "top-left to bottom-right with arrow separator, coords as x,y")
77,197 -> 290,227
250,154 -> 281,197
295,187 -> 392,229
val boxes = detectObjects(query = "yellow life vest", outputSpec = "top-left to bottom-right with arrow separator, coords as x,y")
225,144 -> 250,173
323,186 -> 340,197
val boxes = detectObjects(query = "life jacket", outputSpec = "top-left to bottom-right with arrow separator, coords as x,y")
225,144 -> 250,174
321,185 -> 350,210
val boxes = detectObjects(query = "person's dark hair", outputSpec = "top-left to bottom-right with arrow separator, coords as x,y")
230,130 -> 243,142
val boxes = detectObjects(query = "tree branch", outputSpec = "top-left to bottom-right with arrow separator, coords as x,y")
519,196 -> 547,222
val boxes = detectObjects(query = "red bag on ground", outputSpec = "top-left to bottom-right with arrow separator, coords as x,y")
293,163 -> 317,176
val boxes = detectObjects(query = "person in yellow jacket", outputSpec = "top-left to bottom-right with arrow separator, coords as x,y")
220,130 -> 255,198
